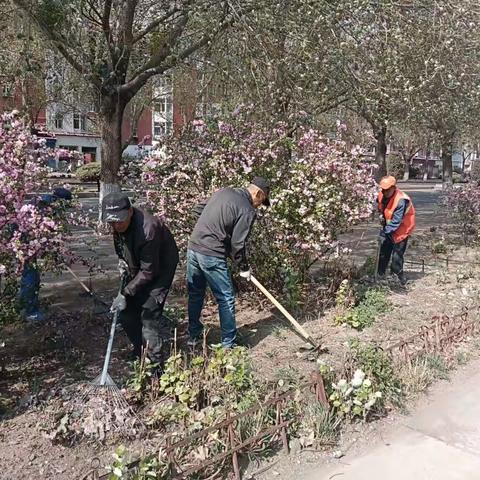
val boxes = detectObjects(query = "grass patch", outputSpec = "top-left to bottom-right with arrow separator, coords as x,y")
335,284 -> 390,330
398,359 -> 435,399
426,354 -> 450,380
300,403 -> 341,447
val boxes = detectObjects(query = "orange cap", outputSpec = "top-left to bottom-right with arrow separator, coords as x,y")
379,175 -> 396,190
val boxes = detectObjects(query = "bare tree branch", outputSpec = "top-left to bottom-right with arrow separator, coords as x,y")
12,0 -> 100,87
121,13 -> 236,98
132,5 -> 184,44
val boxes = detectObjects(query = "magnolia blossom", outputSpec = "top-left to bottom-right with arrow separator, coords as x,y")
0,112 -> 85,283
141,115 -> 376,292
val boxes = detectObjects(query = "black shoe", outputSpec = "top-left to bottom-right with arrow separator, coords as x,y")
187,337 -> 201,348
398,273 -> 407,286
127,348 -> 141,362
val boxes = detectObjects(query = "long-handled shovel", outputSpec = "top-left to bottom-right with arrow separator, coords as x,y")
250,275 -> 319,349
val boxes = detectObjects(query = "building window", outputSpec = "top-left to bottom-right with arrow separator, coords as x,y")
54,113 -> 64,129
155,95 -> 173,117
2,84 -> 12,97
73,113 -> 87,131
154,121 -> 164,137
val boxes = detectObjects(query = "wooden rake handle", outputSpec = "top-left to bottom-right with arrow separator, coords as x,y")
250,275 -> 318,348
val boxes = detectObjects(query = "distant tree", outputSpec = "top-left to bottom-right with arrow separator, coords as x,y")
13,0 -> 246,202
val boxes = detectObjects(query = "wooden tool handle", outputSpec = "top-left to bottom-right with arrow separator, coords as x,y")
66,266 -> 94,295
250,275 -> 317,348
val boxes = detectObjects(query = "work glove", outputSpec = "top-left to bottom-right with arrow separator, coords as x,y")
378,214 -> 386,227
111,293 -> 127,313
118,259 -> 129,278
239,269 -> 251,281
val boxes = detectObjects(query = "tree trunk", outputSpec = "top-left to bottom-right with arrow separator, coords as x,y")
441,137 -> 453,185
374,125 -> 387,180
98,96 -> 127,221
403,155 -> 410,181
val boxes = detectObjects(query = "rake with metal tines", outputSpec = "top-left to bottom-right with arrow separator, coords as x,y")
78,304 -> 139,437
85,307 -> 127,403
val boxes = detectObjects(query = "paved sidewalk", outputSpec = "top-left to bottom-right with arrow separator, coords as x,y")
300,359 -> 480,480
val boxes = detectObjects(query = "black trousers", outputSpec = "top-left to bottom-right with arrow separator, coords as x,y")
119,293 -> 172,366
378,237 -> 408,276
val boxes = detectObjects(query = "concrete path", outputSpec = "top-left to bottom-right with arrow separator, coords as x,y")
300,359 -> 480,480
41,182 -> 443,311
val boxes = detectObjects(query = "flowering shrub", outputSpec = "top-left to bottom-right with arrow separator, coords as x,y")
329,369 -> 382,420
444,183 -> 480,244
0,112 -> 81,317
142,116 -> 376,293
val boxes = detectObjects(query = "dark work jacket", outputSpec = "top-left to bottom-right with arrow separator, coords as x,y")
114,208 -> 179,304
188,188 -> 256,270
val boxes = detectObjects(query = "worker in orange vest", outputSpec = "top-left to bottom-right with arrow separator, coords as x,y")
377,176 -> 416,285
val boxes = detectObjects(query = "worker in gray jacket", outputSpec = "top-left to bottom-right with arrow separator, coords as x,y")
187,177 -> 271,348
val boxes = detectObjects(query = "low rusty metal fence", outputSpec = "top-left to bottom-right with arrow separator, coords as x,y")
82,372 -> 329,480
83,310 -> 478,480
385,310 -> 477,365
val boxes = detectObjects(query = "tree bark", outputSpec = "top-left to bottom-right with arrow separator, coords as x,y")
98,96 -> 127,219
441,137 -> 453,185
403,155 -> 410,181
374,125 -> 388,180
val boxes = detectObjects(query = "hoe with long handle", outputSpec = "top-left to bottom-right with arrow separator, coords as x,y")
250,275 -> 319,349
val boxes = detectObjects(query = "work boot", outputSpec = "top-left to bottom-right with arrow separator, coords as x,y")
187,336 -> 201,349
126,346 -> 142,362
397,272 -> 408,286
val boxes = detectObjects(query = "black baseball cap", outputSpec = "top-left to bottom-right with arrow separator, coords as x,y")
251,176 -> 271,206
102,192 -> 132,222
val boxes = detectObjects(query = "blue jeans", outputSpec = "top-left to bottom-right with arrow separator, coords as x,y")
187,249 -> 236,347
19,262 -> 41,317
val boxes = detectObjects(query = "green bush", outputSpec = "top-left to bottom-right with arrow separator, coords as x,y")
329,369 -> 383,420
76,162 -> 100,182
347,339 -> 403,404
335,287 -> 389,330
431,240 -> 447,254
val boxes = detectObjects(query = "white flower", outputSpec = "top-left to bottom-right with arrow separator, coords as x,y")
351,369 -> 365,387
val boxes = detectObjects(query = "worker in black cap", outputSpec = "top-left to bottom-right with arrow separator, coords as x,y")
102,192 -> 179,367
187,176 -> 271,348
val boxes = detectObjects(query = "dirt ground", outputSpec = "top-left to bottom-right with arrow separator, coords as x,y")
2,184 -> 479,480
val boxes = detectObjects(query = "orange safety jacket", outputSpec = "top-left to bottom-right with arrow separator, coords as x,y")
378,188 -> 416,243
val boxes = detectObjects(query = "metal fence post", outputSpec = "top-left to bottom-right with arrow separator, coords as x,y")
276,397 -> 289,453
226,412 -> 241,480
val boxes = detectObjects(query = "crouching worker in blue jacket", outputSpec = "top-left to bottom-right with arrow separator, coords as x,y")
19,187 -> 72,322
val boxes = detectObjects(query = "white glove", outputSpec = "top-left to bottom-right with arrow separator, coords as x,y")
111,293 -> 127,312
118,259 -> 129,277
239,269 -> 251,281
